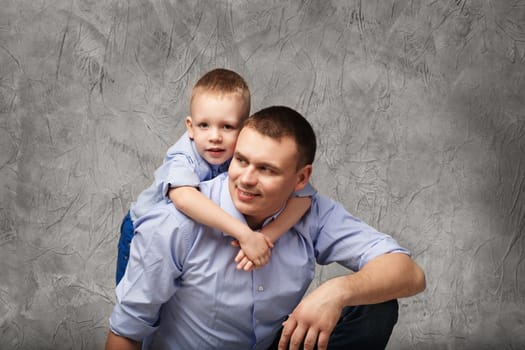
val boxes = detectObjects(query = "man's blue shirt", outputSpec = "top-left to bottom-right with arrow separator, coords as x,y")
110,173 -> 410,349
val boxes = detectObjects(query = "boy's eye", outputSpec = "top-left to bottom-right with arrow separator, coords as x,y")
198,123 -> 209,129
223,124 -> 234,130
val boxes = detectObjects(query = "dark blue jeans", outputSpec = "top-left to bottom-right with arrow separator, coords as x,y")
267,299 -> 399,350
116,211 -> 134,284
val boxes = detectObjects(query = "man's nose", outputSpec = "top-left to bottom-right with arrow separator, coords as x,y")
240,166 -> 257,186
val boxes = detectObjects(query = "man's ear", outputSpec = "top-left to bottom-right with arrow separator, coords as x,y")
294,164 -> 312,192
185,116 -> 194,139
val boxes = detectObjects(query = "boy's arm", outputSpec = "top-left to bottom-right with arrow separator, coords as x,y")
234,196 -> 311,271
169,186 -> 273,267
261,196 -> 311,242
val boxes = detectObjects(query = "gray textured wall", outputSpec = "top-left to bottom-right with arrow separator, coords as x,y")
1,0 -> 524,349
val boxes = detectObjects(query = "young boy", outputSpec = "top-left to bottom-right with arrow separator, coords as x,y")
116,68 -> 314,284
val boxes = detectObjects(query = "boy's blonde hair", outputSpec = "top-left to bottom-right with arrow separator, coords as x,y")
191,68 -> 251,119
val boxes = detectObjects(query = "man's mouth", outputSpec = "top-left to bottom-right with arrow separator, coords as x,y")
236,186 -> 259,201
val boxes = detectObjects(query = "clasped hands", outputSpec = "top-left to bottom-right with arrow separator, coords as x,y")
231,230 -> 273,271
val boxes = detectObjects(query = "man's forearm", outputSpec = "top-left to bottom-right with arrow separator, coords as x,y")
105,330 -> 141,350
277,253 -> 425,350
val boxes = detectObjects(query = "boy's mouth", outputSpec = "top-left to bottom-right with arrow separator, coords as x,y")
206,148 -> 225,157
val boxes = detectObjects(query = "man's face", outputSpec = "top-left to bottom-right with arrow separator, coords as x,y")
228,127 -> 311,228
186,92 -> 247,165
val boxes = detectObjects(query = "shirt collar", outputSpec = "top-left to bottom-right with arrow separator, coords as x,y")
188,138 -> 231,178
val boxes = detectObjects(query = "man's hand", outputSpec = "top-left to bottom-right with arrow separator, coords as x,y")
278,280 -> 344,350
278,253 -> 426,349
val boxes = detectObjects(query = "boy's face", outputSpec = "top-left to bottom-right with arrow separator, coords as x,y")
228,127 -> 311,228
186,92 -> 247,166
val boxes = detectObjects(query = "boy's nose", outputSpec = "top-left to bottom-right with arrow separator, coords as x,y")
209,128 -> 222,142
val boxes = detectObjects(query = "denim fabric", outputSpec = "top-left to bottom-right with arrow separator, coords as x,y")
116,212 -> 134,284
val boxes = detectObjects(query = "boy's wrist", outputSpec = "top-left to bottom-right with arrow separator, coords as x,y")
235,227 -> 254,243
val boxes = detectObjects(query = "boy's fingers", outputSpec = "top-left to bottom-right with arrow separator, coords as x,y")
236,257 -> 251,270
234,249 -> 245,263
243,260 -> 254,271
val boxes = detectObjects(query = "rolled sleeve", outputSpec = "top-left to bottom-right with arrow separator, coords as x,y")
109,206 -> 189,341
166,165 -> 200,189
356,235 -> 411,269
156,154 -> 200,198
109,303 -> 159,341
311,194 -> 410,270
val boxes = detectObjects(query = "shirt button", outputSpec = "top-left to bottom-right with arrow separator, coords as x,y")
257,285 -> 264,292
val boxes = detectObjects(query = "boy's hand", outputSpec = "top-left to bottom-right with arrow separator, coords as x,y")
230,241 -> 256,271
234,249 -> 256,271
235,231 -> 273,269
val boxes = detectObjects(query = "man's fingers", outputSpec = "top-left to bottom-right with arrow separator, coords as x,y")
302,328 -> 319,350
288,324 -> 308,350
316,331 -> 330,350
278,316 -> 297,350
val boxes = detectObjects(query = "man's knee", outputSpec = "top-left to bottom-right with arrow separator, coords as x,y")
329,300 -> 399,349
267,300 -> 399,350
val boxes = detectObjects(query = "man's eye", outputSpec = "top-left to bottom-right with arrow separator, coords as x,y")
260,167 -> 273,174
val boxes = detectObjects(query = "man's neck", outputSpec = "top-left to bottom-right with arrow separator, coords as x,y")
245,207 -> 285,231
245,216 -> 264,231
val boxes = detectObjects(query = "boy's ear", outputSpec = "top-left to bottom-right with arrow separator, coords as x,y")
185,116 -> 194,139
294,164 -> 312,192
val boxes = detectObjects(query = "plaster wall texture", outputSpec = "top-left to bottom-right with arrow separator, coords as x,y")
0,1 -> 524,349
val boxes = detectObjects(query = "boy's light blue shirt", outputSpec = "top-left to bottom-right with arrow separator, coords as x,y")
129,131 -> 316,223
110,173 -> 410,349
129,132 -> 230,222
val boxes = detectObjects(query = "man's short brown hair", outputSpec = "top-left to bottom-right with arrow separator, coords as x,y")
243,106 -> 316,169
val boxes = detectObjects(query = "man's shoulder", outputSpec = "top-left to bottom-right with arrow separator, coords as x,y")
135,200 -> 198,232
198,173 -> 229,194
308,191 -> 338,214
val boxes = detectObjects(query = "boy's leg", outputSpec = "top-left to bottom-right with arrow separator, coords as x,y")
116,211 -> 134,285
267,299 -> 398,350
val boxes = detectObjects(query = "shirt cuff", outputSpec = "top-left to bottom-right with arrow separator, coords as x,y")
109,304 -> 159,342
359,237 -> 411,270
163,167 -> 201,196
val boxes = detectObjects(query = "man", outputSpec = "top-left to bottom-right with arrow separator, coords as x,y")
105,106 -> 426,350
